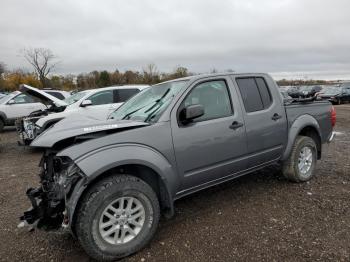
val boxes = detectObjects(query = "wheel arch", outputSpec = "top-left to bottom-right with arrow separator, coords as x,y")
63,144 -> 178,235
282,115 -> 322,161
69,163 -> 174,236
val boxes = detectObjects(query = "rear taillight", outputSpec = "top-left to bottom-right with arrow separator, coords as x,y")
331,106 -> 336,127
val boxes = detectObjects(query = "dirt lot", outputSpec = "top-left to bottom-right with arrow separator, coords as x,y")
0,105 -> 349,262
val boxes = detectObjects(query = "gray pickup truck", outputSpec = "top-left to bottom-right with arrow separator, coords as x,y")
20,73 -> 335,261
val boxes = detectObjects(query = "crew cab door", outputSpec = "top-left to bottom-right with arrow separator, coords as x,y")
171,77 -> 248,192
233,76 -> 288,167
5,93 -> 45,119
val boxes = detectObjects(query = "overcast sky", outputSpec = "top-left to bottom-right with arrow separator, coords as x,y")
1,0 -> 350,79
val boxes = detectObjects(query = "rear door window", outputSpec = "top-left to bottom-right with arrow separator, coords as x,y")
255,77 -> 272,108
236,78 -> 264,112
236,77 -> 272,113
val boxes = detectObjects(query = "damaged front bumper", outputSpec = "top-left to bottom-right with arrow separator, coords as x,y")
19,153 -> 85,231
16,117 -> 42,146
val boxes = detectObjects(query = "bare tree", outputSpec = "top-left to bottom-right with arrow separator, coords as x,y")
142,63 -> 159,84
22,48 -> 59,88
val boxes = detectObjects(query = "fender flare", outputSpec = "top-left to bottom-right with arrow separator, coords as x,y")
60,144 -> 179,227
282,114 -> 321,161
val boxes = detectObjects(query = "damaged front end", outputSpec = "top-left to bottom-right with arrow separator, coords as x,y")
16,113 -> 44,145
16,106 -> 65,145
19,152 -> 85,231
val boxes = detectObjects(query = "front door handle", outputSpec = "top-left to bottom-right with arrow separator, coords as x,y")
272,113 -> 282,121
229,121 -> 244,130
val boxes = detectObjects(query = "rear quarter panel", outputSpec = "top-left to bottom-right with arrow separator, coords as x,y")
285,101 -> 332,142
282,101 -> 333,160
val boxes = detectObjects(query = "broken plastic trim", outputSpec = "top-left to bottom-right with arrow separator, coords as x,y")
19,154 -> 84,231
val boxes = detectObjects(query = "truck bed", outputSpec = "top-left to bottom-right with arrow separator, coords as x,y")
284,100 -> 333,143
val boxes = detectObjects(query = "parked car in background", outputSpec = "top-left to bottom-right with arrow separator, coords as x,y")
0,93 -> 8,99
319,85 -> 350,104
286,86 -> 300,98
16,84 -> 149,144
19,73 -> 335,261
289,85 -> 322,98
279,89 -> 293,102
0,91 -> 50,131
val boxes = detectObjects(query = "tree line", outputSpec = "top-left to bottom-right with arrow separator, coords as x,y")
0,48 -> 334,92
0,63 -> 191,92
0,48 -> 192,92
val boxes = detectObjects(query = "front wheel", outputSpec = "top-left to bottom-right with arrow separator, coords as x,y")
75,175 -> 160,261
282,136 -> 317,182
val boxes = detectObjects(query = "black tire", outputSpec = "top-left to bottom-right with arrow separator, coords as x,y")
75,175 -> 160,261
0,119 -> 4,132
282,136 -> 317,182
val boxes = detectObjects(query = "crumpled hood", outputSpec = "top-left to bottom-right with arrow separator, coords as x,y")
19,84 -> 67,107
30,114 -> 149,148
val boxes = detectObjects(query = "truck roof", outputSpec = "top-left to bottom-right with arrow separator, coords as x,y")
161,72 -> 270,84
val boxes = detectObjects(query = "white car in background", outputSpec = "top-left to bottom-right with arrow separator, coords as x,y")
0,91 -> 54,131
17,84 -> 149,144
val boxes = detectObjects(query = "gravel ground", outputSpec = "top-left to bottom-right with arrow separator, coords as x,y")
0,105 -> 349,262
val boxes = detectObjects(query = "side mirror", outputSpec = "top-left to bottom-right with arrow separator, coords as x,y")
7,99 -> 15,105
80,99 -> 92,107
180,104 -> 204,124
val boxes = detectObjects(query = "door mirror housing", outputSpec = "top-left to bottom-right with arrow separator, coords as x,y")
7,99 -> 15,105
80,99 -> 92,107
180,104 -> 204,124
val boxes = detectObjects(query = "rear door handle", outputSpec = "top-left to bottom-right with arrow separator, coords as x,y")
272,113 -> 282,121
229,121 -> 244,130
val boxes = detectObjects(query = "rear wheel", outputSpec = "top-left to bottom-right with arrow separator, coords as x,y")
75,175 -> 160,261
282,136 -> 317,182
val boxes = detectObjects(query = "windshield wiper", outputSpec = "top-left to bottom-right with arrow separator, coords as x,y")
144,89 -> 172,123
121,105 -> 146,120
121,88 -> 170,120
144,88 -> 170,114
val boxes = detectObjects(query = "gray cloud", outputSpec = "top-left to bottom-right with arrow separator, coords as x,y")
1,0 -> 350,79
